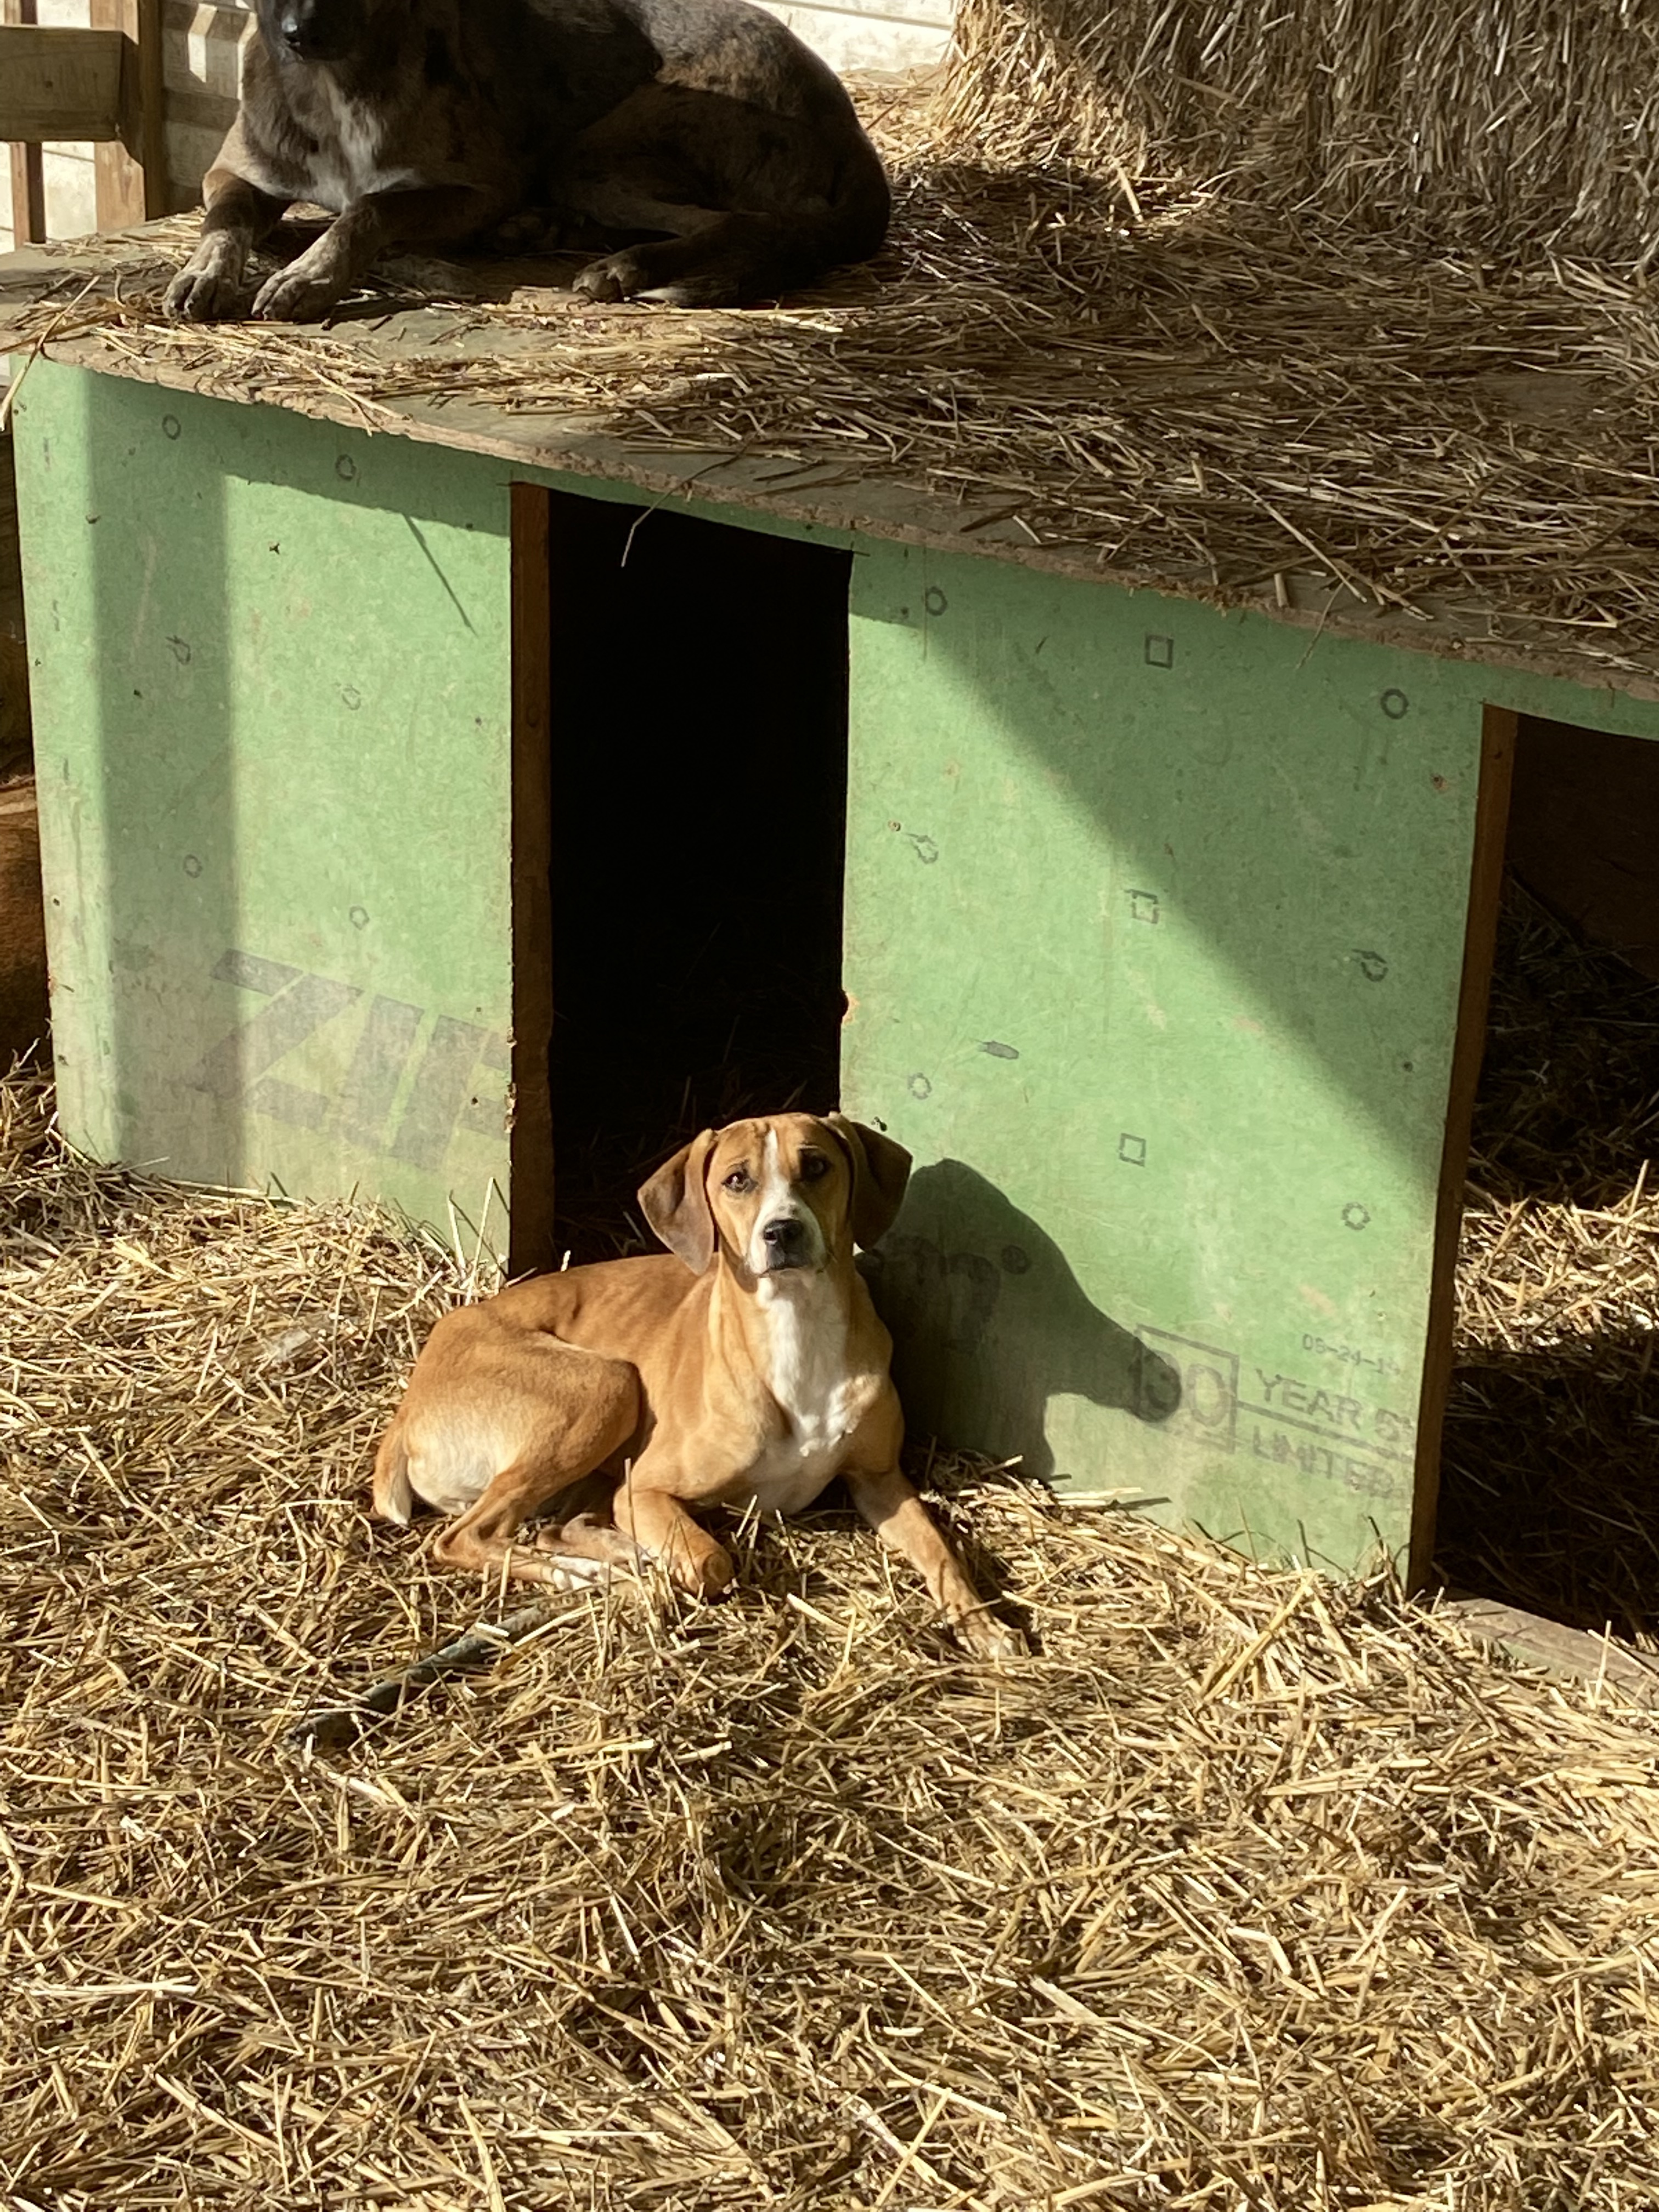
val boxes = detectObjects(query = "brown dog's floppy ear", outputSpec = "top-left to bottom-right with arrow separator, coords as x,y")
639,1129 -> 719,1273
827,1115 -> 912,1249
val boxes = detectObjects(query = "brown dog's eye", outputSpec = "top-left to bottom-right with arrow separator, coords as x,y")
723,1170 -> 754,1194
798,1153 -> 830,1182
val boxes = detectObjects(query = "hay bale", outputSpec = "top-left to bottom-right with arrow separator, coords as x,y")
934,0 -> 1659,261
5,1068 -> 1659,2205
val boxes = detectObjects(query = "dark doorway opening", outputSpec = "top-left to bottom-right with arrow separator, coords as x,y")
521,488 -> 851,1264
1435,713 -> 1659,1640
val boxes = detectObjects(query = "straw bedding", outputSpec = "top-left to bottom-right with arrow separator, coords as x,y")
5,1065 -> 1659,2212
13,87 -> 1659,682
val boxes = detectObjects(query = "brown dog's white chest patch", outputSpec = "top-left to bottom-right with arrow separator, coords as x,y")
740,1276 -> 872,1514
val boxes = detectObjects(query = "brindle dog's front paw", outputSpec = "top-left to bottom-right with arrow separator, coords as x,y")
251,258 -> 349,321
686,1543 -> 736,1600
165,252 -> 246,322
572,250 -> 648,304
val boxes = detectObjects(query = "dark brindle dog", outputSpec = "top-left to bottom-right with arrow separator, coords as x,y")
165,0 -> 889,320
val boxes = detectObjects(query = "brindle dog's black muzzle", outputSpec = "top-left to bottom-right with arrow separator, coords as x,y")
273,0 -> 362,61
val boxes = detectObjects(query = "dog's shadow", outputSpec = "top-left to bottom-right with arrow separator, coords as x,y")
859,1157 -> 1181,1485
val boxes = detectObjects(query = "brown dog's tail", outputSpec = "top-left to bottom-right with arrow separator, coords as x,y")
371,1424 -> 416,1526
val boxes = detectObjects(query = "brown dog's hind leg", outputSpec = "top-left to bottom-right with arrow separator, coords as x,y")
432,1474 -> 636,1588
533,1511 -> 647,1575
426,1364 -> 639,1587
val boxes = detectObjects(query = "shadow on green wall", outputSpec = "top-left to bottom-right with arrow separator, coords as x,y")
861,1156 -> 1182,1481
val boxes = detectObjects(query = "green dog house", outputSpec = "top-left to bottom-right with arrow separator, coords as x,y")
8,244 -> 1658,1589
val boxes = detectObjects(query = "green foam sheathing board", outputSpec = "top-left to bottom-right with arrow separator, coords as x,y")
18,353 -> 1659,1571
840,542 -> 1659,1570
12,362 -> 514,1245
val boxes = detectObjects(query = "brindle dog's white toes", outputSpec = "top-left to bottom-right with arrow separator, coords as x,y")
572,253 -> 646,304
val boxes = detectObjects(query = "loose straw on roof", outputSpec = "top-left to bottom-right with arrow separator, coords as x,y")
14,89 -> 1659,686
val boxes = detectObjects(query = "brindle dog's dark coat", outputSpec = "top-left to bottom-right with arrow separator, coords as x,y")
165,0 -> 889,320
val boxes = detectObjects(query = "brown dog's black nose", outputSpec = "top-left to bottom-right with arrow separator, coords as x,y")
762,1217 -> 806,1257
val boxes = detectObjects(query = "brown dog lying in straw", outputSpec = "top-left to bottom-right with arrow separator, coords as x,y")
374,1115 -> 1024,1659
165,0 -> 889,321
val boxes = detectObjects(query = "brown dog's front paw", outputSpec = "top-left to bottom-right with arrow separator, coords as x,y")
572,251 -> 646,304
652,1539 -> 734,1600
688,1543 -> 736,1600
956,1609 -> 1028,1662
